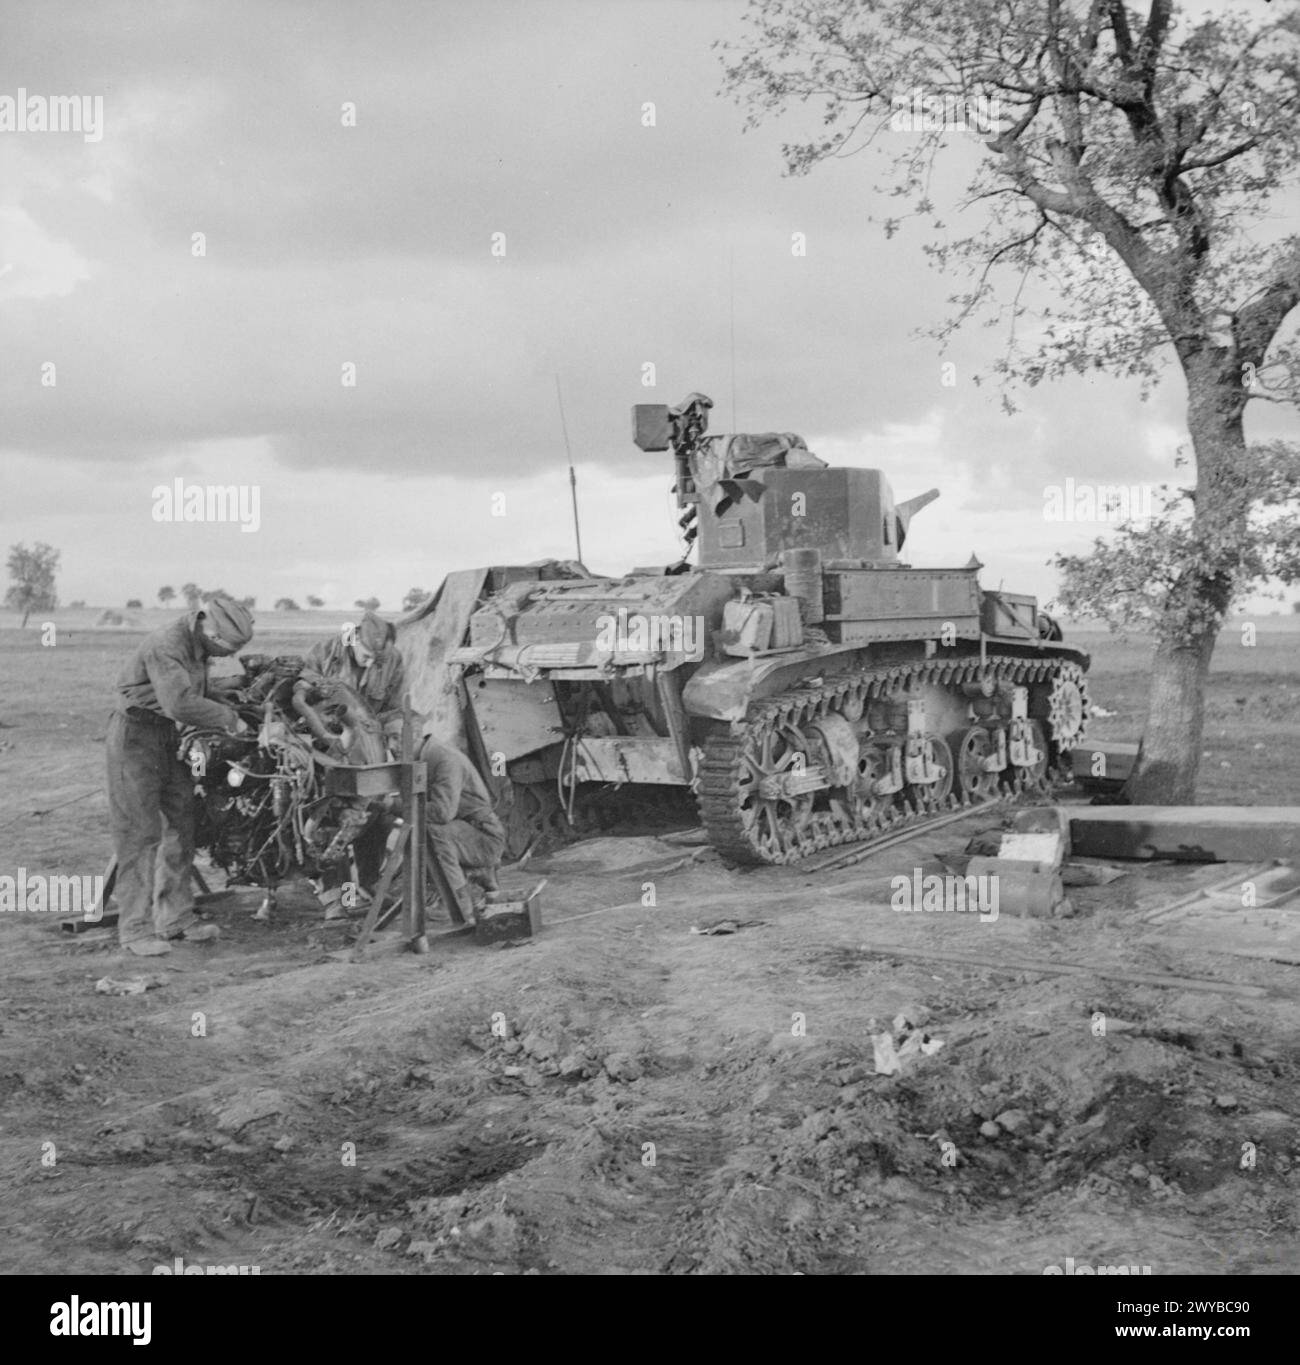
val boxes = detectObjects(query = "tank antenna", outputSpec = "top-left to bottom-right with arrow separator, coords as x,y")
555,374 -> 583,566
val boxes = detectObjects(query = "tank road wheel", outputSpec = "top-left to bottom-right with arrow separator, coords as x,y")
804,713 -> 861,850
953,725 -> 1001,802
905,734 -> 954,815
854,742 -> 903,830
1009,719 -> 1050,794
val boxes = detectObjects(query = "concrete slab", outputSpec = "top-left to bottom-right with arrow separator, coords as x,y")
1068,806 -> 1300,862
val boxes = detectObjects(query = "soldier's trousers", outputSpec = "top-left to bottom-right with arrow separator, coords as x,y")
105,712 -> 199,945
427,818 -> 505,895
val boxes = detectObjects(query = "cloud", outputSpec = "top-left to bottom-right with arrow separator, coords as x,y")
2,0 -> 1293,616
0,206 -> 93,298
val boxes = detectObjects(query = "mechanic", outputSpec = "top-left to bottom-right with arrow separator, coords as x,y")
107,594 -> 254,955
421,736 -> 506,924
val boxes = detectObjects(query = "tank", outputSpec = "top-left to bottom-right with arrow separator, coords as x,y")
411,392 -> 1090,865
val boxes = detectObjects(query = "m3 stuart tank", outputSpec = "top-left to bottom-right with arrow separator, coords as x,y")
421,392 -> 1090,866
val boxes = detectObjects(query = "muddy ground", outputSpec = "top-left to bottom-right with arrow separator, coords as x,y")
1,624 -> 1297,1274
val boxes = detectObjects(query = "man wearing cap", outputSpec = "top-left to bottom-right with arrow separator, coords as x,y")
106,594 -> 255,956
297,611 -> 406,732
294,611 -> 408,918
421,737 -> 506,924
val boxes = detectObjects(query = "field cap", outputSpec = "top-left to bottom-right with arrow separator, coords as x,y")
204,594 -> 255,649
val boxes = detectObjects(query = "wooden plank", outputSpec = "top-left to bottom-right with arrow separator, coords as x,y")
350,825 -> 410,962
1068,806 -> 1300,862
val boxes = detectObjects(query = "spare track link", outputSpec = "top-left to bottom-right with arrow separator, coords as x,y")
697,654 -> 1086,867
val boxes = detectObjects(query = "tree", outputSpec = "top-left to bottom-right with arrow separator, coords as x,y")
402,587 -> 431,613
721,0 -> 1300,803
126,599 -> 143,609
5,542 -> 60,627
275,597 -> 301,611
239,595 -> 256,610
158,585 -> 176,606
306,595 -> 325,608
354,596 -> 381,611
181,583 -> 202,609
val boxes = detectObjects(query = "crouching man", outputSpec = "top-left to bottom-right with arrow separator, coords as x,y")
107,594 -> 254,955
421,737 -> 505,923
295,611 -> 407,919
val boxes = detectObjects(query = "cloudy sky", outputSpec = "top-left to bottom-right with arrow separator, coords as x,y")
1,0 -> 1295,614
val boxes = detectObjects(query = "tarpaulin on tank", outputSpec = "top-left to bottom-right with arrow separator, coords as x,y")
396,570 -> 490,752
395,559 -> 587,750
692,433 -> 828,514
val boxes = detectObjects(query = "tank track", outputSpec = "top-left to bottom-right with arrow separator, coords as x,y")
697,653 -> 1088,866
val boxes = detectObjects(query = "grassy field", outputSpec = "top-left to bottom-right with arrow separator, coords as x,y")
1069,625 -> 1300,806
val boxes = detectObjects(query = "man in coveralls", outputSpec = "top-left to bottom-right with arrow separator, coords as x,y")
106,594 -> 254,955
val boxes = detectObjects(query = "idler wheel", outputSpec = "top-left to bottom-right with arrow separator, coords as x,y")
736,720 -> 816,860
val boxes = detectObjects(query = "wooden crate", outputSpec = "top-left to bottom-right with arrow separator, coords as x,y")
475,880 -> 545,943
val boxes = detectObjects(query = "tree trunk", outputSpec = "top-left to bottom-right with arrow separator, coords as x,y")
1123,632 -> 1216,804
21,607 -> 31,628
1122,350 -> 1246,805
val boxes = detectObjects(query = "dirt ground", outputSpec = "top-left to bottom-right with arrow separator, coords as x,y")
1,622 -> 1297,1275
